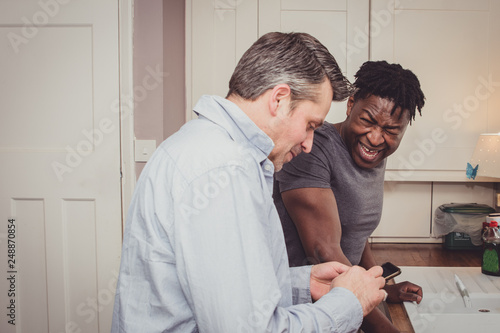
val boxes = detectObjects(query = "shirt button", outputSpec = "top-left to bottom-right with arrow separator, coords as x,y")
264,164 -> 272,171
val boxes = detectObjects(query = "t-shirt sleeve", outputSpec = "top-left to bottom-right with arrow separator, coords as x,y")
276,134 -> 332,192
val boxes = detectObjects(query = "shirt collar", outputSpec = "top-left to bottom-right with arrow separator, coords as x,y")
193,95 -> 275,163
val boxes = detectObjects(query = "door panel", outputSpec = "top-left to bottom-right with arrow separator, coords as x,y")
0,1 -> 122,332
0,27 -> 93,151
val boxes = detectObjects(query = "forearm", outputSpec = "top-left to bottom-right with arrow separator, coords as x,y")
308,242 -> 351,266
361,307 -> 398,333
359,240 -> 378,269
358,242 -> 400,332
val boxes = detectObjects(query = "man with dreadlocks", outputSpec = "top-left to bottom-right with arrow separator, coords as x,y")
273,60 -> 425,332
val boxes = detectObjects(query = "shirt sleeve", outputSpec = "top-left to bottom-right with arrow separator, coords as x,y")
289,266 -> 312,304
287,266 -> 363,331
173,164 -> 363,332
276,135 -> 332,193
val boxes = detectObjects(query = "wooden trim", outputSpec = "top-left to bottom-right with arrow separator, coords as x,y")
370,237 -> 443,244
119,0 -> 136,231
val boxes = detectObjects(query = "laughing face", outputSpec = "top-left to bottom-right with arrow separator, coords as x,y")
339,95 -> 410,169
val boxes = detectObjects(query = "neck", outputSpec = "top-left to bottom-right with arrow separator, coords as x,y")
227,93 -> 275,138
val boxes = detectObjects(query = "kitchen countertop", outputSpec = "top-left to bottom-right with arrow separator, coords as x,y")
370,243 -> 484,333
394,266 -> 500,333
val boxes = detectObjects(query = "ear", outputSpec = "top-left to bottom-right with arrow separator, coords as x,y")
346,96 -> 355,117
268,84 -> 292,117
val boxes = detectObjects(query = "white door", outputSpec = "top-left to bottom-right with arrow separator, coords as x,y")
0,1 -> 122,333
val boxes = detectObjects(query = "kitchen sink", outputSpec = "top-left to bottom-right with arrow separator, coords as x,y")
394,266 -> 500,332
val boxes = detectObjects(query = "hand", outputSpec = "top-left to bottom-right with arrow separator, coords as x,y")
384,281 -> 423,304
310,261 -> 350,301
331,265 -> 386,316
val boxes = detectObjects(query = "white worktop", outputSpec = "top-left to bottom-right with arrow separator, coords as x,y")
394,266 -> 500,333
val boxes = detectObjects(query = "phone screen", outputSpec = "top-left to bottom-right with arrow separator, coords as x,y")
381,262 -> 401,280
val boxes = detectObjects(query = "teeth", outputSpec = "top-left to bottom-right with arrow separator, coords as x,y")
361,144 -> 379,157
362,145 -> 376,153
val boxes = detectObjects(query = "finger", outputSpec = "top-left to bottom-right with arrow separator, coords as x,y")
378,276 -> 386,289
332,262 -> 350,274
367,265 -> 383,278
405,286 -> 424,297
401,283 -> 423,297
400,292 -> 423,303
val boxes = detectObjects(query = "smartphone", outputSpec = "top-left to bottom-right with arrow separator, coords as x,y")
381,262 -> 401,281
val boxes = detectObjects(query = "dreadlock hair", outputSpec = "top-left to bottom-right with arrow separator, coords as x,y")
353,61 -> 425,125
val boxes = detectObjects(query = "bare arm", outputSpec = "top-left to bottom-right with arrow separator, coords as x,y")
359,240 -> 378,269
281,187 -> 350,265
282,188 -> 399,331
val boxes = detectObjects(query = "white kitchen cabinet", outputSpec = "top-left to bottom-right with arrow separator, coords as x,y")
372,181 -> 496,243
371,182 -> 436,241
370,0 -> 500,240
187,0 -> 499,240
188,1 -> 500,179
258,0 -> 369,123
370,0 -> 500,181
186,0 -> 258,121
187,0 -> 370,123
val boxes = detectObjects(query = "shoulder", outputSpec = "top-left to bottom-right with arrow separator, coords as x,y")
286,122 -> 340,169
155,118 -> 258,183
314,123 -> 343,149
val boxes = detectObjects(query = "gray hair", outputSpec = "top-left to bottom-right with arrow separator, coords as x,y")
227,32 -> 352,108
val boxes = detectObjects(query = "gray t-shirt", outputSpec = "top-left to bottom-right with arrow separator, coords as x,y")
273,122 -> 385,266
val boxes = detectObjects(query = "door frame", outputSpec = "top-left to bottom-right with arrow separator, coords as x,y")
119,0 -> 136,230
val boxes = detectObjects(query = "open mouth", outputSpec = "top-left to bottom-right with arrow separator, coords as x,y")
359,143 -> 381,161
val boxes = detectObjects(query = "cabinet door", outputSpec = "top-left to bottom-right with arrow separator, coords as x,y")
259,0 -> 369,123
371,0 -> 500,181
187,0 -> 258,120
372,182 -> 433,240
188,0 -> 370,123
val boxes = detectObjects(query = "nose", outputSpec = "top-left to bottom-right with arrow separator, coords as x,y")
366,127 -> 385,147
301,130 -> 315,153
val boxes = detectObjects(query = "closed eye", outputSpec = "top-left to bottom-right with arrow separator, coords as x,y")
308,122 -> 321,131
385,127 -> 400,135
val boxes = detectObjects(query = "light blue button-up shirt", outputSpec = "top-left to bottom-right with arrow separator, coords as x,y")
111,95 -> 363,333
